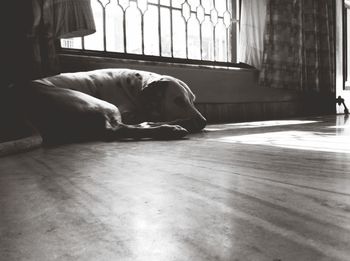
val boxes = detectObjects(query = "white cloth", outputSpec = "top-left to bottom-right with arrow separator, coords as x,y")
345,0 -> 350,9
238,0 -> 267,69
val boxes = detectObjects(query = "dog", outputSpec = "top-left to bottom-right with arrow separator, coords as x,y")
20,68 -> 207,144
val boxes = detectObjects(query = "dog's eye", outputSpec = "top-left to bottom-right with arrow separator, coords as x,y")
174,97 -> 186,106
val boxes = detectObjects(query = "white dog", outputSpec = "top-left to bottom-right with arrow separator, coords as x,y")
21,69 -> 207,144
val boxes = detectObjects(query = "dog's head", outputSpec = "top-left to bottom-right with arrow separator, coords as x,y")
140,76 -> 206,133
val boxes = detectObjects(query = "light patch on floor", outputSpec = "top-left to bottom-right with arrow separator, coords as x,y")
213,130 -> 350,153
205,120 -> 319,131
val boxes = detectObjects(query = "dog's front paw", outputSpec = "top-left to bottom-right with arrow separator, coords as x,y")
155,125 -> 188,140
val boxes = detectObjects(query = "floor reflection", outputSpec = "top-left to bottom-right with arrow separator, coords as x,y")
209,115 -> 350,153
205,120 -> 320,132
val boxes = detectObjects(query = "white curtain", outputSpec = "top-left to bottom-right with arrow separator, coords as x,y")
238,0 -> 267,69
345,0 -> 350,8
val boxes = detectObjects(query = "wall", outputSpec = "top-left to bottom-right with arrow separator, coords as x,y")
0,1 -> 35,142
59,54 -> 314,123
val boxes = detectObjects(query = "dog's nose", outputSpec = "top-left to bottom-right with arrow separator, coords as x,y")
195,116 -> 207,131
186,116 -> 206,133
177,115 -> 207,133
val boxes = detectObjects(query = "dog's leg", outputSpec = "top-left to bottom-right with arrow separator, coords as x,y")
104,122 -> 188,140
134,119 -> 200,133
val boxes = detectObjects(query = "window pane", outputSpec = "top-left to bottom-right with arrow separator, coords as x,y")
202,17 -> 214,61
215,0 -> 226,16
172,0 -> 185,8
188,15 -> 201,60
160,0 -> 170,6
215,20 -> 227,62
172,10 -> 186,58
60,0 -> 238,64
125,2 -> 142,54
188,0 -> 200,11
60,38 -> 82,49
160,7 -> 172,57
202,0 -> 213,13
84,0 -> 104,51
137,0 -> 148,13
144,6 -> 160,56
119,0 -> 130,10
106,2 -> 124,52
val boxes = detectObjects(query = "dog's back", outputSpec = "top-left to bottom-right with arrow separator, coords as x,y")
33,69 -> 165,119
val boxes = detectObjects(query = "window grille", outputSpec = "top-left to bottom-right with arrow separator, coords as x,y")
61,0 -> 239,64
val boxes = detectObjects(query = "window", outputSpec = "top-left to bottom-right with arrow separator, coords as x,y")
61,0 -> 239,65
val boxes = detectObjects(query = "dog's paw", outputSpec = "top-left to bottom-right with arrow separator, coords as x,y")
155,125 -> 188,140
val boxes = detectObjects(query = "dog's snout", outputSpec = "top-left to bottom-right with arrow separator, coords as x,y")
195,116 -> 207,131
183,115 -> 206,133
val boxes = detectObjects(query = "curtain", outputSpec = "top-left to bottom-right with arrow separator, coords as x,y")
44,0 -> 96,38
346,0 -> 350,8
29,0 -> 58,78
238,0 -> 267,69
29,0 -> 96,79
259,0 -> 335,93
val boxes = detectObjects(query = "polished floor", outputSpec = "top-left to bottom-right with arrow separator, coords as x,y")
1,115 -> 350,261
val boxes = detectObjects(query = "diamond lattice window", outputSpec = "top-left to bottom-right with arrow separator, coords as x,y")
61,0 -> 239,63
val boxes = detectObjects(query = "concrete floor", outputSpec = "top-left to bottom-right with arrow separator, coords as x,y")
1,115 -> 350,261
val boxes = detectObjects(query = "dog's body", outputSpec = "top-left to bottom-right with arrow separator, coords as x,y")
22,69 -> 206,143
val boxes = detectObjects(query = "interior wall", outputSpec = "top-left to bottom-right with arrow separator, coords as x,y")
0,1 -> 34,142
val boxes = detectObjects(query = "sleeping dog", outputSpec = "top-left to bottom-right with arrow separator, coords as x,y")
20,69 -> 207,144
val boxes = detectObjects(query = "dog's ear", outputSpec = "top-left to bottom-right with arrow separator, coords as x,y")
140,79 -> 169,103
139,79 -> 169,120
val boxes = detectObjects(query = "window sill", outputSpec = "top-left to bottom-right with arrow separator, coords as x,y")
58,49 -> 257,72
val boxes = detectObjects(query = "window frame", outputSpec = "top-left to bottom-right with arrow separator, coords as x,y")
344,0 -> 350,89
59,0 -> 242,68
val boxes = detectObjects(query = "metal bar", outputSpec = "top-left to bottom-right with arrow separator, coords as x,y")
199,0 -> 203,60
147,2 -> 227,19
182,1 -> 189,59
95,0 -> 107,51
213,28 -> 216,62
158,0 -> 162,55
141,11 -> 145,55
226,27 -> 229,62
226,0 -> 229,62
170,0 -> 174,57
102,5 -> 107,51
149,3 -> 181,10
185,24 -> 189,59
236,0 -> 240,62
123,9 -> 127,53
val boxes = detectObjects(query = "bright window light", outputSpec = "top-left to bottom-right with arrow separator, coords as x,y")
61,0 -> 239,63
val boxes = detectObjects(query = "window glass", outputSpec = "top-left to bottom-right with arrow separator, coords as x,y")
61,0 -> 239,63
